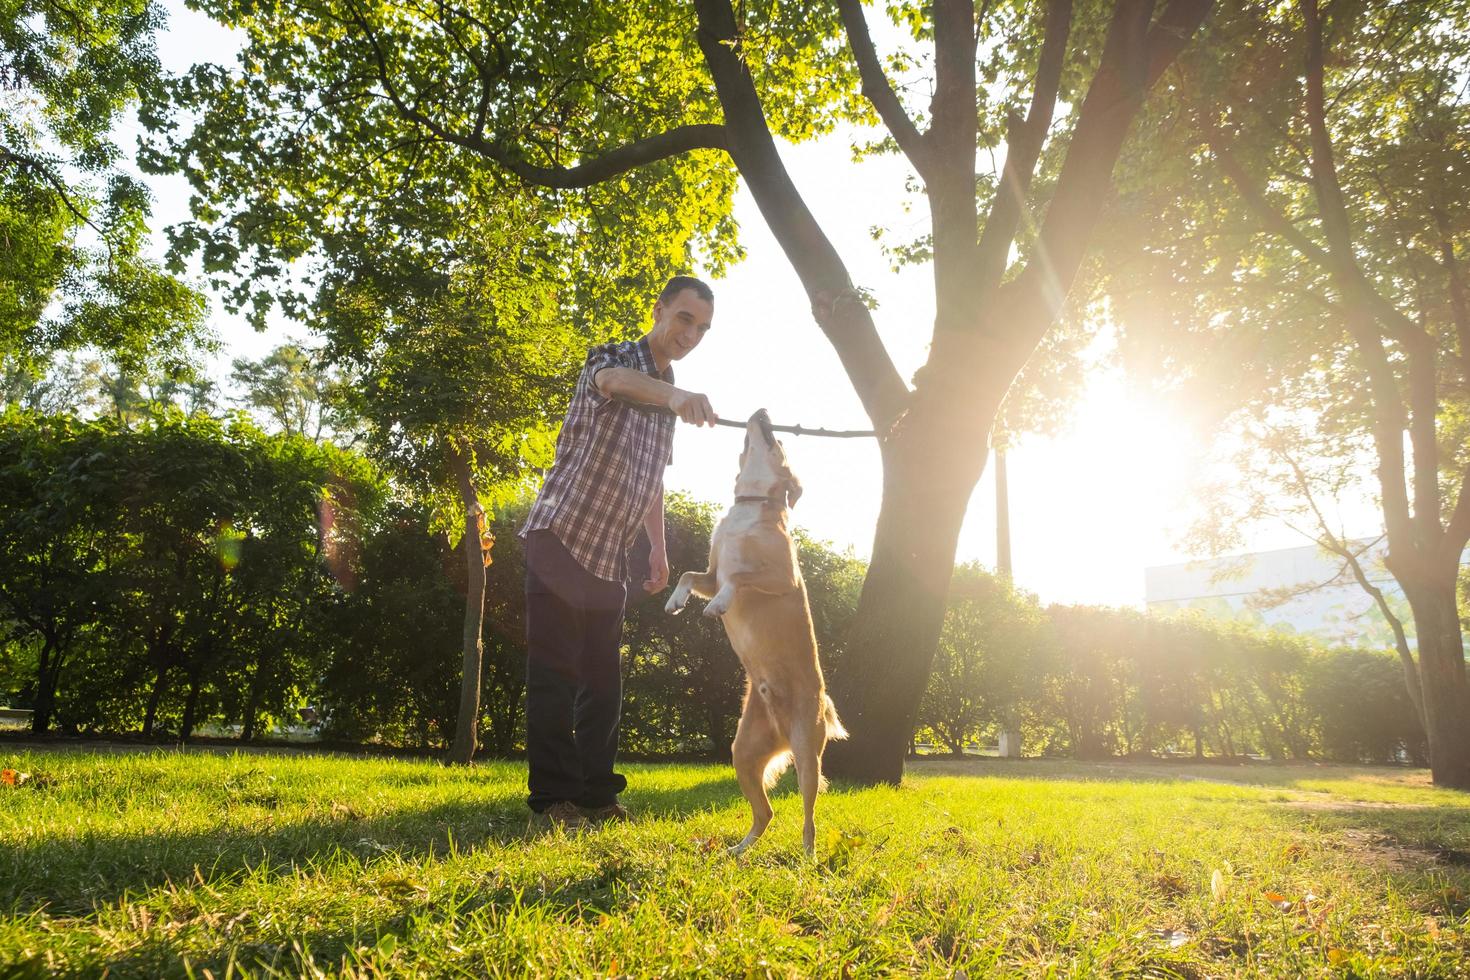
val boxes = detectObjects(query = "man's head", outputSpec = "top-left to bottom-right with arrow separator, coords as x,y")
648,275 -> 714,366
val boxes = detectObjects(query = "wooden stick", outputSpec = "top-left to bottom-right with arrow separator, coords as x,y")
709,417 -> 876,439
621,399 -> 877,438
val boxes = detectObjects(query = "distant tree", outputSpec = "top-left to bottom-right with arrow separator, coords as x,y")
231,343 -> 357,443
0,412 -> 117,732
917,565 -> 1050,755
1308,649 -> 1425,764
319,503 -> 465,749
622,495 -> 747,756
146,7 -> 693,761
2,354 -> 105,415
1187,423 -> 1426,738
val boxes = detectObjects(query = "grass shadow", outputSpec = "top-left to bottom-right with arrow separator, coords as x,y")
1,768 -> 741,916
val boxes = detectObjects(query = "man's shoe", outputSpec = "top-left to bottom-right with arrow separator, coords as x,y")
579,801 -> 631,825
528,800 -> 587,834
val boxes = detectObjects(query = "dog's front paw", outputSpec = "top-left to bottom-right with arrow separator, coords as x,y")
664,593 -> 687,615
702,598 -> 728,619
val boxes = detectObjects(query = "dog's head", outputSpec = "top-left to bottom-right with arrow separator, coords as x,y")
736,409 -> 803,508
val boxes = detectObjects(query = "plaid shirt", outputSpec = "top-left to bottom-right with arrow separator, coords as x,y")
521,337 -> 675,582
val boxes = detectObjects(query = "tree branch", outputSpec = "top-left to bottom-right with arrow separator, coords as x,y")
475,125 -> 731,188
1299,0 -> 1432,550
1144,0 -> 1212,87
927,0 -> 980,302
974,0 -> 1073,286
1446,460 -> 1470,557
0,147 -> 114,263
1434,209 -> 1470,384
836,0 -> 932,181
344,0 -> 729,190
1204,132 -> 1333,267
1004,0 -> 1210,353
1272,441 -> 1424,721
692,0 -> 909,430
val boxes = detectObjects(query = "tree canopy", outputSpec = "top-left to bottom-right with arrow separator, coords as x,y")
1,0 -> 207,380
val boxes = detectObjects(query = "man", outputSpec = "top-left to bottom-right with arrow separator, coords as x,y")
520,275 -> 718,830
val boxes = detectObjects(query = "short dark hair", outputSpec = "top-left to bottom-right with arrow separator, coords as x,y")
658,275 -> 713,305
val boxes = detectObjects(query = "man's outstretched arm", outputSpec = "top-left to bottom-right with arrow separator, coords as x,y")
594,367 -> 718,426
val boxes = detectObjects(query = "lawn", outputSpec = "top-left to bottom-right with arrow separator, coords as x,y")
1,750 -> 1468,977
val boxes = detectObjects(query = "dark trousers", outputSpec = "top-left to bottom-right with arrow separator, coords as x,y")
524,530 -> 629,812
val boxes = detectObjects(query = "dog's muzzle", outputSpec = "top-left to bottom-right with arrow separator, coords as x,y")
751,408 -> 775,447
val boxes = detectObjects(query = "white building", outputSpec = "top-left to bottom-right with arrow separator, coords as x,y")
1145,539 -> 1468,648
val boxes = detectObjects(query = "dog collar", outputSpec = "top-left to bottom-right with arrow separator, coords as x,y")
734,494 -> 786,506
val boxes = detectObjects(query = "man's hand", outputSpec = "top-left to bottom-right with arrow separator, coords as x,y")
668,388 -> 718,427
644,544 -> 670,594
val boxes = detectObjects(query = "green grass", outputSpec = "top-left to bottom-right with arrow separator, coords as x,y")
2,751 -> 1468,977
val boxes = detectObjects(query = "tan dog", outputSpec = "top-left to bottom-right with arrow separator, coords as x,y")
665,409 -> 847,855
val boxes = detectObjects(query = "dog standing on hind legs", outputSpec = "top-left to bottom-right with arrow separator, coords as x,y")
665,409 -> 847,855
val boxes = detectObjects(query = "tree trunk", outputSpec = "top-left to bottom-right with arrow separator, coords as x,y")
179,666 -> 204,740
825,415 -> 989,784
447,443 -> 488,766
29,636 -> 58,735
142,663 -> 169,737
1403,581 -> 1470,789
241,664 -> 264,742
707,706 -> 727,760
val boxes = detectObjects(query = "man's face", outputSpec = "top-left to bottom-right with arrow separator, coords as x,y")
651,288 -> 714,361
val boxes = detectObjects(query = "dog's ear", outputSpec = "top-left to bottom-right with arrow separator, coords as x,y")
784,471 -> 803,509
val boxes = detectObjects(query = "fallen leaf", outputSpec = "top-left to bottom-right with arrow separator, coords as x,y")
1326,947 -> 1349,966
1211,868 -> 1227,902
1147,927 -> 1191,948
374,872 -> 426,899
1155,873 -> 1187,896
1265,891 -> 1294,912
331,801 -> 362,821
1424,917 -> 1441,940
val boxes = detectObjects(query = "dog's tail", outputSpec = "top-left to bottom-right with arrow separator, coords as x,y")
823,694 -> 848,741
763,750 -> 794,788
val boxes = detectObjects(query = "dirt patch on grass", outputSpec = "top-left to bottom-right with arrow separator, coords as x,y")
1332,828 -> 1470,872
1273,798 -> 1434,811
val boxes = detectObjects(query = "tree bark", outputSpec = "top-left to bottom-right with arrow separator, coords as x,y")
707,705 -> 727,760
142,663 -> 168,737
29,636 -> 59,735
241,661 -> 265,742
825,410 -> 992,783
1401,578 -> 1470,788
447,442 -> 488,765
179,666 -> 204,740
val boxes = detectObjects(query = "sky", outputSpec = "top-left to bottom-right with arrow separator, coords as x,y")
123,1 -> 1388,609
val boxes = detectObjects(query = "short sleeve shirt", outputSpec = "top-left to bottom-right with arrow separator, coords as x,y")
520,336 -> 675,582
